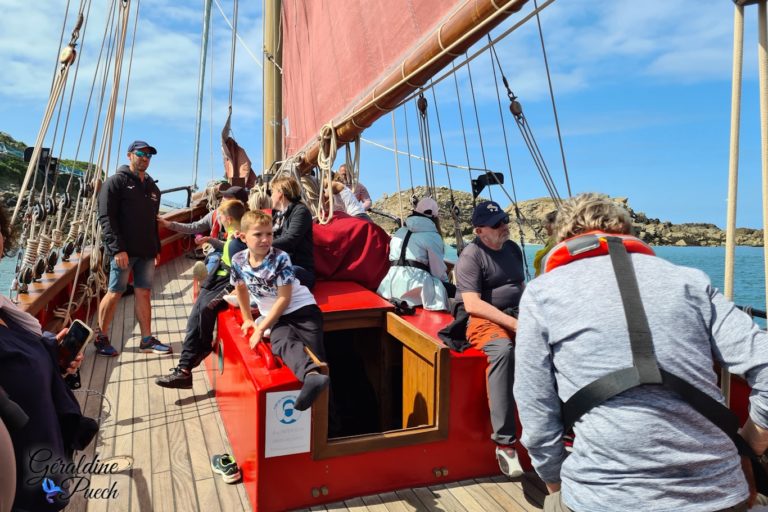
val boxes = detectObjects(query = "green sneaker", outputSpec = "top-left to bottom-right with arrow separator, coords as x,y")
211,453 -> 241,484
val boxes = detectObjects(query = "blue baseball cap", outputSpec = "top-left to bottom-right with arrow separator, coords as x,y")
127,140 -> 157,155
471,200 -> 509,227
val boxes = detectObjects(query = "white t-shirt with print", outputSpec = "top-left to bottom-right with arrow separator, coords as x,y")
230,247 -> 316,317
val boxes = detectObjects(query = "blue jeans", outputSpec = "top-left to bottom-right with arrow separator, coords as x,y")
108,256 -> 155,293
205,251 -> 222,274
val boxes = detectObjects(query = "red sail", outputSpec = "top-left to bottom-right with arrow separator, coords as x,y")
281,0 -> 459,158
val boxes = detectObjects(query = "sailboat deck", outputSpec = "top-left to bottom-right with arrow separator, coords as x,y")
67,256 -> 545,511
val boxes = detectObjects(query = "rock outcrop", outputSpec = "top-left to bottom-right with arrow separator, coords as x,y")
370,187 -> 764,247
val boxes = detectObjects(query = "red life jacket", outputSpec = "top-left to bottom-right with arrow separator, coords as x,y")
543,231 -> 655,274
210,210 -> 222,240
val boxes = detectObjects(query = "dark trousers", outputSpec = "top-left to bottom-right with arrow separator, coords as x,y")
269,304 -> 325,381
482,338 -> 517,445
178,282 -> 229,370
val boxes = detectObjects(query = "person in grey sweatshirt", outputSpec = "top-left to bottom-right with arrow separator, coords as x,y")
514,192 -> 768,512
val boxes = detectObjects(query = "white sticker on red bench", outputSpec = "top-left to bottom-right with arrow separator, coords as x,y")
265,390 -> 311,457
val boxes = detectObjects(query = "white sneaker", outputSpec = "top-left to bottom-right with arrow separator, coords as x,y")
496,444 -> 524,478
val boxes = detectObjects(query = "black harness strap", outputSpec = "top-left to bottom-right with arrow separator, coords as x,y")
561,237 -> 754,460
393,230 -> 430,273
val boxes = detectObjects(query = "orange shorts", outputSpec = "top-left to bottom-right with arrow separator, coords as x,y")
466,315 -> 514,350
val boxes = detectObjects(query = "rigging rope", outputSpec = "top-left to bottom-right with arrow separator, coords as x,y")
489,44 -> 561,207
391,112 -> 405,224
415,93 -> 437,197
360,137 -> 502,174
192,0 -> 214,190
115,0 -> 141,163
533,0 -> 571,197
343,136 -> 361,197
429,84 -> 465,254
61,0 -> 133,322
403,105 -> 416,194
228,0 -> 239,109
315,123 -> 338,224
212,0 -> 262,68
486,35 -> 528,272
451,63 -> 473,202
465,58 -> 489,201
10,36 -> 78,226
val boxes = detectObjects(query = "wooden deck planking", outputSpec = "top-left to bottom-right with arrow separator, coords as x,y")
62,257 -> 250,511
64,255 -> 546,512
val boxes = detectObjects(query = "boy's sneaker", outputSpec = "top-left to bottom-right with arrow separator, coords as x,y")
211,453 -> 241,483
496,443 -> 524,478
156,367 -> 192,389
192,261 -> 208,281
139,336 -> 173,355
94,333 -> 119,357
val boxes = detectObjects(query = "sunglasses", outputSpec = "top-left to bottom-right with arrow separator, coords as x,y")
490,215 -> 510,229
133,150 -> 153,159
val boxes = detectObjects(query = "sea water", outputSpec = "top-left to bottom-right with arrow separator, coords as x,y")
0,245 -> 765,318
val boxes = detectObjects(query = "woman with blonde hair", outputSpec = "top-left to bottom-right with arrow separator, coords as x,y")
271,176 -> 316,289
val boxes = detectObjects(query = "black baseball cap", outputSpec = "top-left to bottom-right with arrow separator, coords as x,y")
222,186 -> 248,203
127,140 -> 157,155
471,200 -> 509,227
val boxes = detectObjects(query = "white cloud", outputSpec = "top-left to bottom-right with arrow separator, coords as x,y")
0,0 -> 263,127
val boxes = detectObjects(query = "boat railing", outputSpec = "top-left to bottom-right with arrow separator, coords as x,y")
159,185 -> 195,208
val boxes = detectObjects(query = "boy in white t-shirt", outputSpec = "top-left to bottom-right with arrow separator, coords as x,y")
230,211 -> 329,411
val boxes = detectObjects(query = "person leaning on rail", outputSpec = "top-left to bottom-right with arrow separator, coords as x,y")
158,184 -> 249,281
326,173 -> 372,221
514,192 -> 768,512
336,163 -> 372,211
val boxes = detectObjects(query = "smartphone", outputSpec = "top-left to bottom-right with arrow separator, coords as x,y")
58,320 -> 95,371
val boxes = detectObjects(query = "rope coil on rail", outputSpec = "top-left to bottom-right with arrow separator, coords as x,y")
315,123 -> 338,225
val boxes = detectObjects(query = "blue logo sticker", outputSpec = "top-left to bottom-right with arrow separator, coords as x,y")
274,395 -> 301,425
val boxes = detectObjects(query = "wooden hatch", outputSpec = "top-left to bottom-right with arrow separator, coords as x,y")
310,302 -> 451,459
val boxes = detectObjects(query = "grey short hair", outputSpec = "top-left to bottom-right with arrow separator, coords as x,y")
554,193 -> 632,242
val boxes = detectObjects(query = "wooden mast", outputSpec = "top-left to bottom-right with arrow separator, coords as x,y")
262,0 -> 282,171
292,0 -> 530,173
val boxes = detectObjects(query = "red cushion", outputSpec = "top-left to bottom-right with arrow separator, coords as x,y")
313,213 -> 391,290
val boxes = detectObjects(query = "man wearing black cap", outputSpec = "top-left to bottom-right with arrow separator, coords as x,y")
454,200 -> 526,478
95,140 -> 172,357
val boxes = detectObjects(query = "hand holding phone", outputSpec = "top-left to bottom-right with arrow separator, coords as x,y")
57,320 -> 95,372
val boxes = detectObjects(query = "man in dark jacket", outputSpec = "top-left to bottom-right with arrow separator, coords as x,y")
95,140 -> 172,356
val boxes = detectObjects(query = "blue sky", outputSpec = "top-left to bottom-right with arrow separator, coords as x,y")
2,0 -> 766,228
